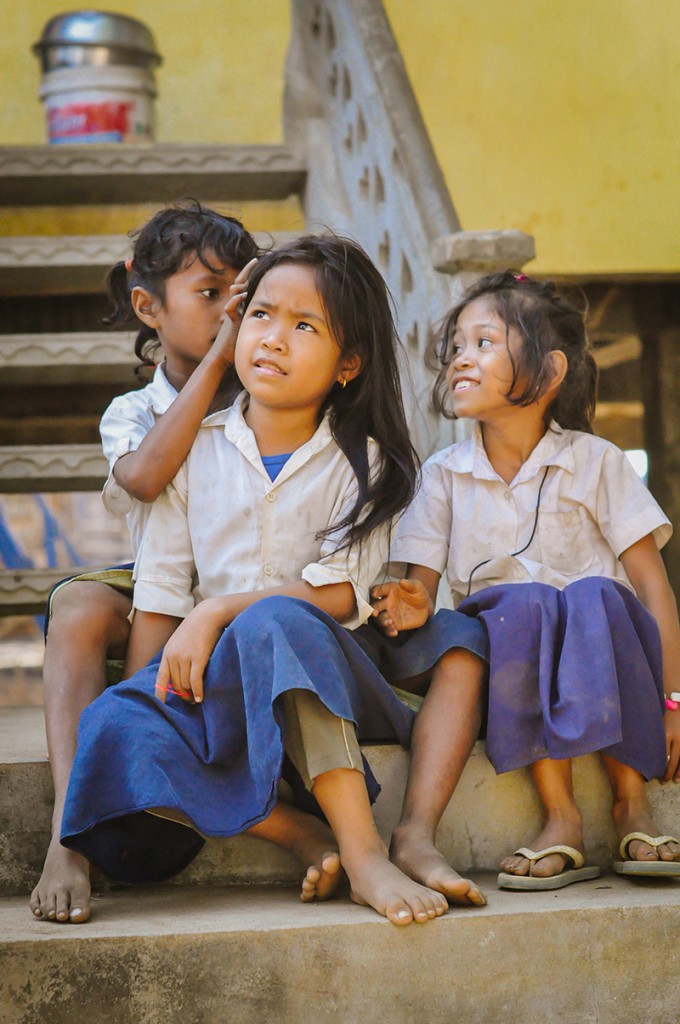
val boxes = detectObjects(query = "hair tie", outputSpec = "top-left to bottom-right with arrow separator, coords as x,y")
513,273 -> 527,282
125,257 -> 133,273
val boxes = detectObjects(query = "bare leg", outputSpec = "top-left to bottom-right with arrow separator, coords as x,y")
600,753 -> 680,862
390,649 -> 487,905
247,803 -> 342,902
312,767 -> 448,925
501,757 -> 584,878
152,798 -> 344,902
29,583 -> 131,923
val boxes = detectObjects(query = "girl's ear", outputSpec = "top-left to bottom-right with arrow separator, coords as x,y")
547,350 -> 568,393
337,352 -> 362,386
131,286 -> 161,328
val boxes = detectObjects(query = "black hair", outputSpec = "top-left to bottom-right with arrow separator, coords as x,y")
103,199 -> 259,377
240,234 -> 419,549
432,270 -> 598,432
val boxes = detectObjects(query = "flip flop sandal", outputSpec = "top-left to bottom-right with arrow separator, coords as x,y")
498,845 -> 601,891
613,832 -> 680,877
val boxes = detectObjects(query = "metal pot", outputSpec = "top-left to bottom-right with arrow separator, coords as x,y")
33,10 -> 162,72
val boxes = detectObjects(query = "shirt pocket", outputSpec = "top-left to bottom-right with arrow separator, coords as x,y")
535,508 -> 596,576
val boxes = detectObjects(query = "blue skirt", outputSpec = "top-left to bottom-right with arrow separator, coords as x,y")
60,597 -> 482,884
458,577 -> 667,779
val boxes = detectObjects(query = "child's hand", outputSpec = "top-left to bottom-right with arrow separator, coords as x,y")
155,599 -> 226,704
663,705 -> 680,782
213,258 -> 257,364
370,579 -> 432,637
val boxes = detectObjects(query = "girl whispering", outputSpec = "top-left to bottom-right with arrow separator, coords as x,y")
372,271 -> 680,891
60,235 -> 466,926
32,201 -> 257,924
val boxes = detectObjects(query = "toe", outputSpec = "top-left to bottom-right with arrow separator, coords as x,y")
321,852 -> 341,875
385,899 -> 415,926
466,884 -> 487,907
628,840 -> 657,862
29,887 -> 44,918
68,894 -> 90,923
500,855 -> 529,876
530,854 -> 566,878
55,888 -> 71,922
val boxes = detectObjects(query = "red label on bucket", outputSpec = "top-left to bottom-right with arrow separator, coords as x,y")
48,101 -> 133,143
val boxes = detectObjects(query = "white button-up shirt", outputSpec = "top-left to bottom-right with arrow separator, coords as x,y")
391,422 -> 671,606
99,365 -> 178,556
132,394 -> 389,630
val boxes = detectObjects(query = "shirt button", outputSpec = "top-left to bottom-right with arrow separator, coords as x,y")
266,492 -> 276,503
263,564 -> 273,576
504,490 -> 512,502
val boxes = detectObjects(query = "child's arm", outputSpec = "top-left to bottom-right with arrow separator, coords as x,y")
154,580 -> 356,704
620,533 -> 680,782
113,261 -> 254,502
369,565 -> 441,637
124,610 -> 182,678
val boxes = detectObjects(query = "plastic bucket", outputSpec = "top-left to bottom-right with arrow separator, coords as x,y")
39,64 -> 156,144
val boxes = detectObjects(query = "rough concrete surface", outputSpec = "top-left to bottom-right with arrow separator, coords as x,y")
2,877 -> 679,1024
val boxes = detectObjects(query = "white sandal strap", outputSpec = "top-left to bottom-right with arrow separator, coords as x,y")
618,832 -> 679,859
513,845 -> 585,869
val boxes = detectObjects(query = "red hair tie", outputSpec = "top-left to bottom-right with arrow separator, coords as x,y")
513,273 -> 527,282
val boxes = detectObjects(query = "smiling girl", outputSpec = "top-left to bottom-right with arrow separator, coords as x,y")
372,270 -> 680,892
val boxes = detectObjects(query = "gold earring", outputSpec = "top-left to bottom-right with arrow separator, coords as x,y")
340,377 -> 347,389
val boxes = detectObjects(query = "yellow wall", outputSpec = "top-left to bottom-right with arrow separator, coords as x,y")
3,1 -> 679,276
384,0 -> 680,276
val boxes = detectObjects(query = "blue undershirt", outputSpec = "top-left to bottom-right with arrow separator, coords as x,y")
261,452 -> 293,481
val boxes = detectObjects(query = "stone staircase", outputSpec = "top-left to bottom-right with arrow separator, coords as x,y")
1,706 -> 679,1023
0,143 -> 304,615
1,2 -> 678,1022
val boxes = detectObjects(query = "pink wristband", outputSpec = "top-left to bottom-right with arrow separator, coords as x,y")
666,697 -> 679,711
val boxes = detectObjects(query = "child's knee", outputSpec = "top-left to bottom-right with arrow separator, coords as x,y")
435,647 -> 487,684
49,582 -> 131,639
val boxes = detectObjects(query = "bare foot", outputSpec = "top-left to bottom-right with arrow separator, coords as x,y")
390,823 -> 486,906
29,836 -> 91,923
300,851 -> 343,902
246,798 -> 345,902
612,801 -> 680,863
501,813 -> 584,879
344,842 -> 449,926
280,813 -> 343,903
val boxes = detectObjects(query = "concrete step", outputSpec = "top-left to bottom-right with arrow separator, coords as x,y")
1,877 -> 678,1024
0,232 -> 299,296
2,707 -> 679,898
0,143 -> 306,206
0,332 -> 136,386
0,444 -> 106,493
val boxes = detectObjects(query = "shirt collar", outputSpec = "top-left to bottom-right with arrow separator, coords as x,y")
146,363 -> 179,415
220,393 -> 336,480
447,420 -> 575,483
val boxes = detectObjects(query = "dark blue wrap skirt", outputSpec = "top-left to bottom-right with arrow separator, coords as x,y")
61,596 -> 487,884
458,576 -> 667,779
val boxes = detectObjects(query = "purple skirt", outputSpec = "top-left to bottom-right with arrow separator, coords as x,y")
458,577 -> 666,779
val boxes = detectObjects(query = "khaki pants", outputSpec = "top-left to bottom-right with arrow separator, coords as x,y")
281,688 -> 363,791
